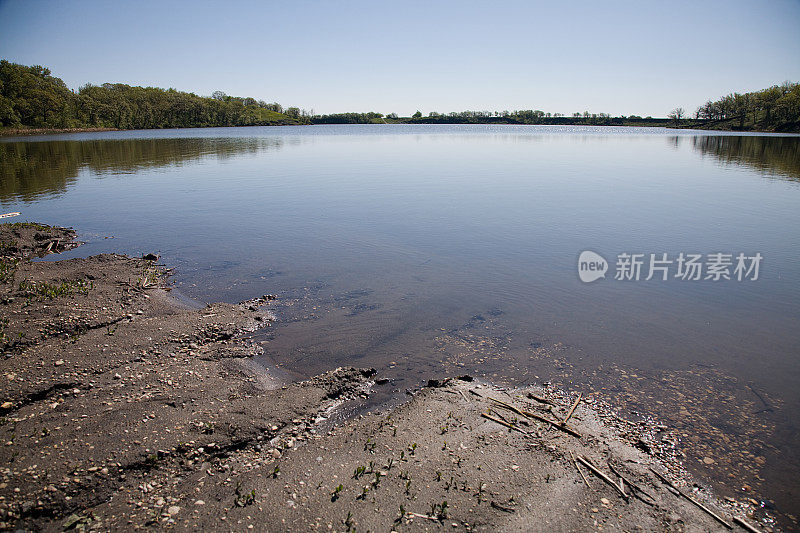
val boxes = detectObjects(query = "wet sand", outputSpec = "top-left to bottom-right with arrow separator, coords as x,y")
0,223 -> 777,531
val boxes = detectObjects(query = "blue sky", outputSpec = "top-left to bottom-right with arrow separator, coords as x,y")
1,0 -> 799,117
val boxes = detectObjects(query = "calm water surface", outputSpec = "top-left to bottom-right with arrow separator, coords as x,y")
2,125 -> 799,521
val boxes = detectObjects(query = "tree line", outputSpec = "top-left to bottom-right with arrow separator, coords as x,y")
2,60 -> 798,132
690,82 -> 800,131
0,60 -> 306,130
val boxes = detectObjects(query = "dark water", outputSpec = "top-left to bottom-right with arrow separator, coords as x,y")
1,125 -> 799,522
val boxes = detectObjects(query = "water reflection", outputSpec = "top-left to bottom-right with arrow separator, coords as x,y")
687,135 -> 800,181
0,137 -> 284,203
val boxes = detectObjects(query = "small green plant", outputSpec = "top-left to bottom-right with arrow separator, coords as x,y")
331,484 -> 343,501
270,465 -> 280,478
235,481 -> 256,507
395,504 -> 406,524
343,511 -> 354,531
363,437 -> 376,453
435,470 -> 442,482
430,500 -> 448,520
410,442 -> 417,455
106,324 -> 117,336
386,458 -> 394,470
475,481 -> 486,503
405,478 -> 412,495
353,465 -> 366,479
356,485 -> 369,500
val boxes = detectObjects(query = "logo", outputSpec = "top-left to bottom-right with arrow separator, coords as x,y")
578,251 -> 608,283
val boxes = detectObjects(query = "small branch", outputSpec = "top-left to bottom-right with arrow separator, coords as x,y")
733,516 -> 764,533
607,461 -> 656,506
489,397 -> 581,438
650,469 -> 732,529
481,412 -> 530,435
562,392 -> 582,424
406,512 -> 439,521
570,451 -> 593,490
527,392 -> 555,406
577,456 -> 628,500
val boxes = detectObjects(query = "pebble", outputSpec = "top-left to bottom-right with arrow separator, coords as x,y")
54,360 -> 64,366
194,500 -> 205,505
168,506 -> 180,516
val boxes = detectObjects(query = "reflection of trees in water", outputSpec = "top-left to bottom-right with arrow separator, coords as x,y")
0,137 -> 284,203
688,136 -> 800,181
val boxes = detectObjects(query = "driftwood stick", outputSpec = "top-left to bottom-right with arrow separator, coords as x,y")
481,412 -> 529,435
490,408 -> 529,427
570,451 -> 593,490
527,392 -> 555,406
607,461 -> 656,506
459,389 -> 470,403
489,397 -> 582,438
733,516 -> 763,533
650,469 -> 732,529
469,389 -> 484,398
562,392 -> 582,424
406,512 -> 439,521
526,411 -> 582,438
577,456 -> 628,500
489,397 -> 529,419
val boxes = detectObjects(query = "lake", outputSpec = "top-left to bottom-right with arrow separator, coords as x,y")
2,124 -> 799,521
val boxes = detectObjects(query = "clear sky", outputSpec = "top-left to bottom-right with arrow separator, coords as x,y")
1,0 -> 799,117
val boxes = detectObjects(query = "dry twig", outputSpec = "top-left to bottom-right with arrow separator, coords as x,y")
577,456 -> 629,500
650,468 -> 732,529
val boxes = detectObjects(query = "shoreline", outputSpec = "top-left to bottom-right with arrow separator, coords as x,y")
0,223 -> 777,531
3,122 -> 798,138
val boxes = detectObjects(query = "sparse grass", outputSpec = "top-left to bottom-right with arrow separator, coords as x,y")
363,437 -> 376,454
6,222 -> 52,231
0,257 -> 19,283
0,317 -> 8,344
343,510 -> 355,531
234,481 -> 256,507
18,278 -> 93,300
331,484 -> 343,501
133,263 -> 160,291
430,500 -> 449,520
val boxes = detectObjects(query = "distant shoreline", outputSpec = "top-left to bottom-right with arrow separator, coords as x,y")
2,119 -> 797,138
0,126 -> 118,137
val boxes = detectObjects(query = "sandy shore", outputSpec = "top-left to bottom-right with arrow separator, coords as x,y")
0,223 -> 774,531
